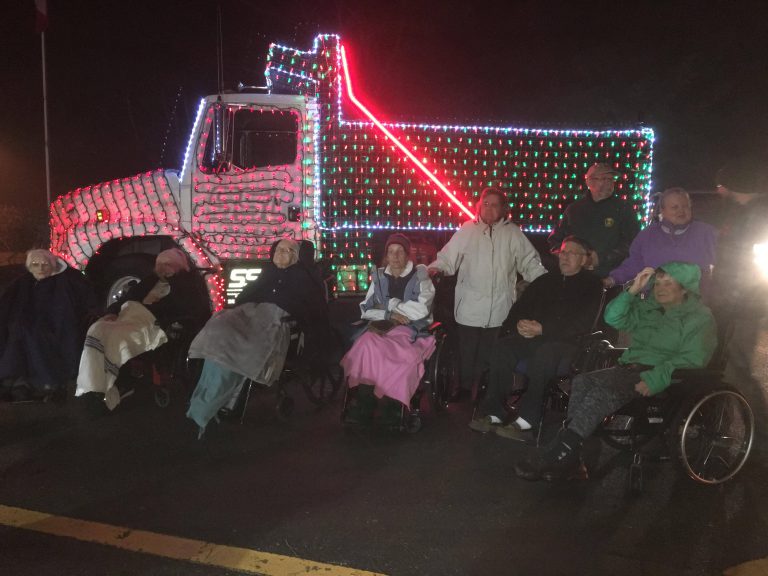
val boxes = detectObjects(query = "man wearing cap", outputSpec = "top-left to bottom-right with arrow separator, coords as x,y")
712,156 -> 768,450
428,187 -> 547,399
469,236 -> 603,441
548,163 -> 640,278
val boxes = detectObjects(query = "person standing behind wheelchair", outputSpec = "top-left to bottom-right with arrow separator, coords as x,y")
427,188 -> 547,401
469,236 -> 603,441
603,187 -> 718,298
341,233 -> 436,426
515,262 -> 717,481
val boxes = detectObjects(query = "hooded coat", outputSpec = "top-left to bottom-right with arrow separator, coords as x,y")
429,218 -> 546,328
0,259 -> 98,392
604,261 -> 717,394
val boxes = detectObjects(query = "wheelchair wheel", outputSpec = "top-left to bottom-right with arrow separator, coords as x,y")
429,333 -> 457,412
670,386 -> 754,484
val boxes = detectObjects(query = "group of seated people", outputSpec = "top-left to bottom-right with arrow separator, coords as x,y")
0,210 -> 723,482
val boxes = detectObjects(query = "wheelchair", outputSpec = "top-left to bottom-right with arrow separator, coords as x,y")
340,320 -> 455,433
538,332 -> 754,494
113,315 -> 204,410
211,314 -> 344,426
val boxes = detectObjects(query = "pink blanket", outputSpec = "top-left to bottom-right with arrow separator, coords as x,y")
341,326 -> 436,406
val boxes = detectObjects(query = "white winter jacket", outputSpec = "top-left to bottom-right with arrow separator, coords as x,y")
430,218 -> 546,328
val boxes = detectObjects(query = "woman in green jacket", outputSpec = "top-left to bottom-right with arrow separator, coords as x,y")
515,261 -> 717,482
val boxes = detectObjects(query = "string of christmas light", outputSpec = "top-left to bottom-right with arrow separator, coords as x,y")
265,35 -> 654,290
51,34 -> 654,300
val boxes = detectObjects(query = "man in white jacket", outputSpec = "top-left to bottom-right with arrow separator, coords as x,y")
428,188 -> 547,399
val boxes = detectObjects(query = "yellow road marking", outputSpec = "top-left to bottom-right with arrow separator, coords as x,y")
0,504 -> 385,576
724,559 -> 768,576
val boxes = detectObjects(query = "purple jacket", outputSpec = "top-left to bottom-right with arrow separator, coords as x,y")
608,220 -> 718,285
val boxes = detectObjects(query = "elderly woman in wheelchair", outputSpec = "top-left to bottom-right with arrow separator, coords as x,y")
76,248 -> 210,411
515,262 -> 723,482
186,239 -> 328,437
340,233 -> 436,429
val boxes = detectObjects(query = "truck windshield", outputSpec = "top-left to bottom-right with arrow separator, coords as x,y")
201,107 -> 298,172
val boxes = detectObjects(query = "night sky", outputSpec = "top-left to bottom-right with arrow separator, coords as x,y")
2,0 -> 768,214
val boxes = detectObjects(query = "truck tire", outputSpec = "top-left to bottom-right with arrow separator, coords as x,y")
101,254 -> 155,309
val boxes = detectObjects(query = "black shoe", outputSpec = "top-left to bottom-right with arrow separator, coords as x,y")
515,429 -> 583,481
378,398 -> 403,430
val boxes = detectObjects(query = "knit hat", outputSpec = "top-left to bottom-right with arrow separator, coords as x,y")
585,163 -> 618,179
384,233 -> 411,254
155,248 -> 190,273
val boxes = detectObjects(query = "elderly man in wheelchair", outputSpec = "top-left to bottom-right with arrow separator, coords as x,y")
515,261 -> 723,482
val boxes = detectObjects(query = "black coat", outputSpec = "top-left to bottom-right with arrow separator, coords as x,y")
107,270 -> 211,334
501,269 -> 603,344
0,267 -> 99,391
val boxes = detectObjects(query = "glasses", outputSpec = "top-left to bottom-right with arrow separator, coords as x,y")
29,261 -> 52,267
275,248 -> 296,255
558,250 -> 587,258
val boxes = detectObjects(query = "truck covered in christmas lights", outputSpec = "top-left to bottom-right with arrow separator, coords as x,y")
50,34 -> 654,309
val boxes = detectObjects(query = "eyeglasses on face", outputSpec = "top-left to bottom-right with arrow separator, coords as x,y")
558,250 -> 587,257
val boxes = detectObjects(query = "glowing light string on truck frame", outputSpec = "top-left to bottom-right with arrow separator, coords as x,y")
265,35 -> 655,235
339,44 -> 475,221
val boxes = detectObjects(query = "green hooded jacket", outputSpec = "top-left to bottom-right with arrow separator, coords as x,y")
603,261 -> 717,394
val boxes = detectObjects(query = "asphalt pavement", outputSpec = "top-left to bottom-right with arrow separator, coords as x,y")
1,364 -> 768,576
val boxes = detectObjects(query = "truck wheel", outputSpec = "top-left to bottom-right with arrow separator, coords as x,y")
101,254 -> 155,308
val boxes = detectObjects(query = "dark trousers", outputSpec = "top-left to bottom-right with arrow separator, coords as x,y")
517,341 -> 578,425
457,324 -> 500,391
480,337 -> 576,422
567,365 -> 643,438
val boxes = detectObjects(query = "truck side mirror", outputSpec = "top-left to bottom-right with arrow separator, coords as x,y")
203,101 -> 228,173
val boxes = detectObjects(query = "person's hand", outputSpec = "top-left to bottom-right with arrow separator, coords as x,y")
101,313 -> 118,322
635,381 -> 651,396
517,319 -> 542,338
390,312 -> 410,325
628,267 -> 655,295
427,267 -> 441,278
602,276 -> 615,288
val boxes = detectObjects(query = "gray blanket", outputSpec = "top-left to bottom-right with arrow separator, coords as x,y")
188,302 -> 290,386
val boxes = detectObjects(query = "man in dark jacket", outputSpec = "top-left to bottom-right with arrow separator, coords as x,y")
548,163 -> 640,278
469,236 -> 603,441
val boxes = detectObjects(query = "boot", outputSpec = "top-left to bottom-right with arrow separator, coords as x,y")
345,384 -> 377,425
515,428 -> 583,481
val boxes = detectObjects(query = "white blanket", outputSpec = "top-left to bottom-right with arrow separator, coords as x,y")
75,301 -> 168,409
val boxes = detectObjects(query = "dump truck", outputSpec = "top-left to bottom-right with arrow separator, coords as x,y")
50,34 -> 654,309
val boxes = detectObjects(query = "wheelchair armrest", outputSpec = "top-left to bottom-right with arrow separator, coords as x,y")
669,367 -> 722,386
